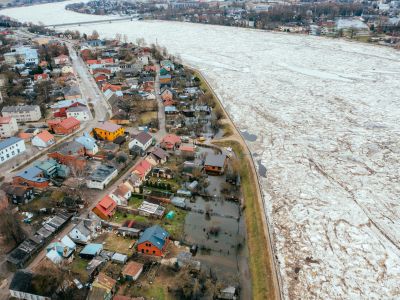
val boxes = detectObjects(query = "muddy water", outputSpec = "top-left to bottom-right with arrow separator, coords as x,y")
184,194 -> 250,298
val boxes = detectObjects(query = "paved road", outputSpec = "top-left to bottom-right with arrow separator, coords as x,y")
154,63 -> 166,140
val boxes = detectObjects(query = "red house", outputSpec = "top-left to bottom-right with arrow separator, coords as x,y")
132,159 -> 152,180
101,83 -> 122,92
48,117 -> 80,135
34,73 -> 49,82
161,134 -> 181,150
137,225 -> 169,257
92,195 -> 117,220
51,100 -> 86,118
48,141 -> 86,171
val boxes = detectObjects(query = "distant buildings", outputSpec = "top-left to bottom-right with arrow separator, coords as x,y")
1,105 -> 41,122
4,46 -> 39,66
0,137 -> 26,164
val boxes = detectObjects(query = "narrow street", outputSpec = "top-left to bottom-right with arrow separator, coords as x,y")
154,62 -> 166,140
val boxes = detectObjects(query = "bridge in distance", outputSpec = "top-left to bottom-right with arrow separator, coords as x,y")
45,16 -> 139,28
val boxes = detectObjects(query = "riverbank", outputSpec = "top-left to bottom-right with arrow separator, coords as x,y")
192,69 -> 282,300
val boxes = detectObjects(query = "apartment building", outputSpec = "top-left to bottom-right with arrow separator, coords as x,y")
1,105 -> 42,122
0,116 -> 18,137
0,137 -> 26,164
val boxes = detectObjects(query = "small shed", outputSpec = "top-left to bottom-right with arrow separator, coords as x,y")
171,197 -> 186,208
80,243 -> 103,259
112,252 -> 128,264
166,211 -> 175,220
122,261 -> 144,281
177,189 -> 192,198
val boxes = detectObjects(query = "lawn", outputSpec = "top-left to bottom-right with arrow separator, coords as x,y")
213,140 -> 277,300
69,256 -> 89,283
112,204 -> 187,241
128,195 -> 144,209
120,273 -> 175,300
103,233 -> 135,255
113,211 -> 150,224
138,111 -> 157,125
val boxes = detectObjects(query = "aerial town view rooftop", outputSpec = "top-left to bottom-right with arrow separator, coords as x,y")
0,0 -> 399,299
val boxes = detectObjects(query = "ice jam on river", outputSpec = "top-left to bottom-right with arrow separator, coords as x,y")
3,2 -> 400,298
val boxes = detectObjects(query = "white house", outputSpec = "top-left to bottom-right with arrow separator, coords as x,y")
110,184 -> 132,206
86,165 -> 118,190
0,137 -> 26,164
66,106 -> 90,121
31,130 -> 55,148
0,116 -> 18,137
69,221 -> 91,244
129,131 -> 153,151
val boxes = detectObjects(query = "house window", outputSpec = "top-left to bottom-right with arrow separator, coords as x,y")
146,249 -> 149,253
153,250 -> 155,254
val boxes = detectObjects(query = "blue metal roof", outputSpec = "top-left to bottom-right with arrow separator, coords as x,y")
16,166 -> 48,183
0,137 -> 23,151
80,243 -> 103,256
138,225 -> 169,251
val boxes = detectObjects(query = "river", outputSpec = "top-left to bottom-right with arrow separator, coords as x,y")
3,2 -> 400,299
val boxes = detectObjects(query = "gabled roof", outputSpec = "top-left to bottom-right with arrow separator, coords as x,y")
122,261 -> 143,277
138,225 -> 169,250
50,141 -> 83,156
57,117 -> 80,129
205,153 -> 227,168
151,147 -> 168,160
133,160 -> 152,178
80,243 -> 103,256
50,99 -> 86,109
34,130 -> 54,143
15,166 -> 48,183
133,131 -> 152,145
162,134 -> 181,146
75,132 -> 97,150
94,195 -> 117,217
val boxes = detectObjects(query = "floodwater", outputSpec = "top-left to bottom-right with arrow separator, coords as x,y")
240,130 -> 257,142
4,2 -> 400,299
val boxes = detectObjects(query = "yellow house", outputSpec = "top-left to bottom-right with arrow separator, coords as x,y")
93,121 -> 124,141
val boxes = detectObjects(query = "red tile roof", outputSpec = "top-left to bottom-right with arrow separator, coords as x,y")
122,261 -> 143,277
36,130 -> 54,143
133,160 -> 152,178
180,145 -> 195,152
59,117 -> 80,129
86,59 -> 99,65
95,195 -> 117,217
162,134 -> 181,148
